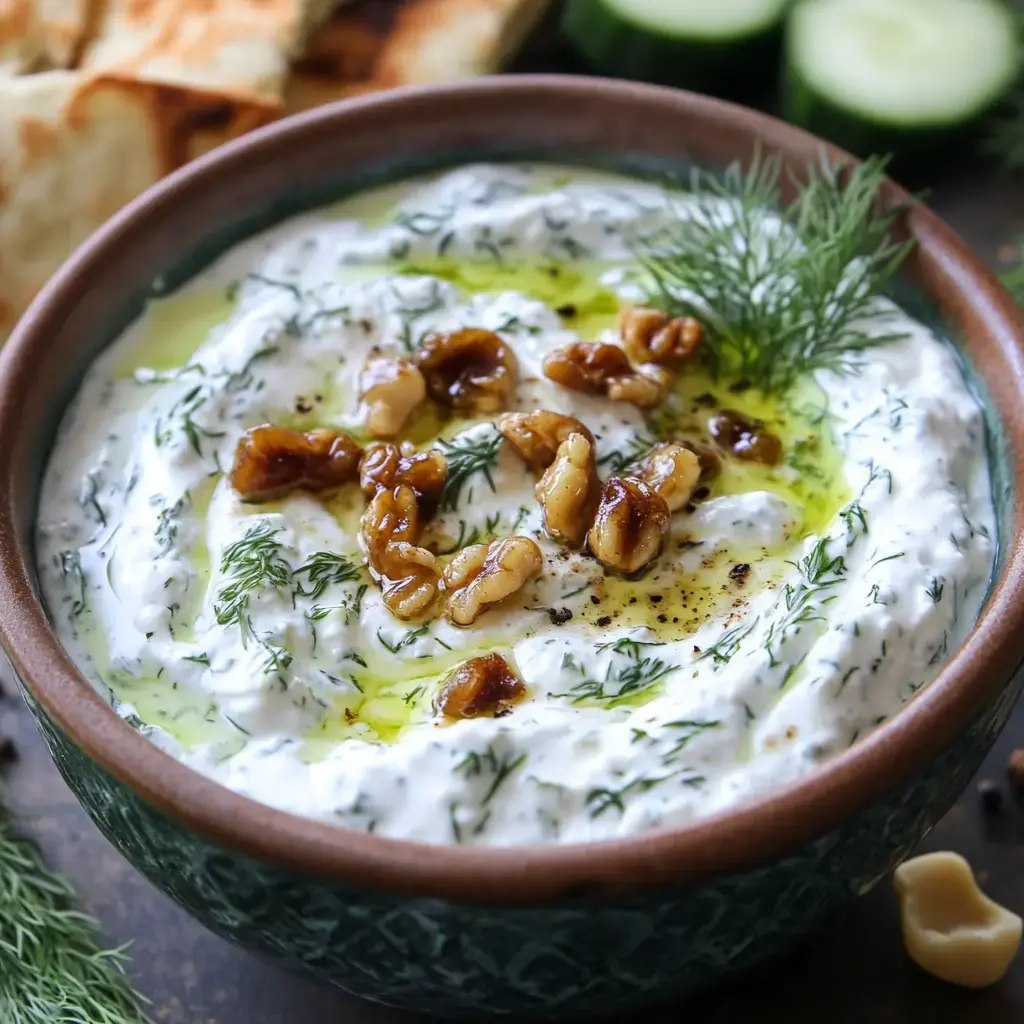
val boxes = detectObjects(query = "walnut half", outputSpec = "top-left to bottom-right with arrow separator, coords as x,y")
417,328 -> 517,414
435,652 -> 525,719
587,477 -> 670,573
443,536 -> 543,626
543,341 -> 671,409
359,353 -> 426,438
626,442 -> 701,512
360,485 -> 441,621
535,432 -> 600,547
231,425 -> 362,502
360,442 -> 447,520
498,410 -> 595,474
620,306 -> 702,367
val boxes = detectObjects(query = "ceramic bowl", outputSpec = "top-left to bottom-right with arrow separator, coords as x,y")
1,77 -> 1023,1018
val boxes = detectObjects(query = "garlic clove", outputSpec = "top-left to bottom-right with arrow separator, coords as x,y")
893,851 -> 1022,988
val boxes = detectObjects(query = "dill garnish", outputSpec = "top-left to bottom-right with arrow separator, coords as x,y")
58,550 -> 88,617
438,427 -> 502,511
455,746 -> 528,805
214,521 -> 291,640
764,538 -> 847,665
376,625 -> 429,653
293,551 -> 361,601
597,432 -> 660,474
0,814 -> 150,1022
639,152 -> 912,394
586,774 -> 670,818
561,637 -> 677,705
699,620 -> 757,665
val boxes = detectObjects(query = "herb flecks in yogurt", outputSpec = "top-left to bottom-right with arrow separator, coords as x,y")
37,163 -> 994,845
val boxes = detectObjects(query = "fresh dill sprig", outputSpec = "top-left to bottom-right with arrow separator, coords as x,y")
639,151 -> 913,394
438,427 -> 502,511
0,813 -> 150,1023
214,521 -> 291,638
561,637 -> 677,705
764,538 -> 847,666
293,551 -> 361,601
597,432 -> 660,474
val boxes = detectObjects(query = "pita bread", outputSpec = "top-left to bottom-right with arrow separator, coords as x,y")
81,0 -> 326,108
36,0 -> 98,67
0,0 -> 45,74
0,71 -> 166,339
374,0 -> 548,86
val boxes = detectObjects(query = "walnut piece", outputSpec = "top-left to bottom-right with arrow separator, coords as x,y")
435,652 -> 525,719
416,328 -> 517,414
543,342 -> 671,408
626,442 -> 701,512
587,477 -> 670,573
442,536 -> 542,626
359,354 -> 427,438
497,410 -> 595,473
230,425 -> 361,502
535,432 -> 600,547
359,442 -> 447,520
894,852 -> 1022,988
620,306 -> 703,366
360,486 -> 440,621
708,409 -> 782,465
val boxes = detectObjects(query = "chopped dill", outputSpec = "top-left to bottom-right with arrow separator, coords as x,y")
293,551 -> 361,601
438,427 -> 502,511
561,637 -> 677,705
377,625 -> 429,653
214,521 -> 291,641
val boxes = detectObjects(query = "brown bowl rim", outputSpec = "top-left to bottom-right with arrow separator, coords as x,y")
1,75 -> 1023,902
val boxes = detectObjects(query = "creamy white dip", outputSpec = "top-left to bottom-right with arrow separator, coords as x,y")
36,164 -> 995,845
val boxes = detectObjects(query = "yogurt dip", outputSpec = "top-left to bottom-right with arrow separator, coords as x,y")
36,164 -> 995,845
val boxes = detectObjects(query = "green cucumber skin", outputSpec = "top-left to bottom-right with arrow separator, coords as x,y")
781,65 -> 997,181
562,0 -> 784,98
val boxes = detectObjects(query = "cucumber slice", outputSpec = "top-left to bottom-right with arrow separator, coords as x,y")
562,0 -> 791,96
783,0 -> 1021,167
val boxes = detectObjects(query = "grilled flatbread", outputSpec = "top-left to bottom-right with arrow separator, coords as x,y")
0,71 -> 166,339
81,0 -> 347,107
374,0 -> 548,86
0,0 -> 45,73
36,0 -> 96,66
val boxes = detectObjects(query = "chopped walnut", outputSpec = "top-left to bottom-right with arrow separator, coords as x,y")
497,410 -> 595,473
708,409 -> 782,465
230,425 -> 361,502
587,477 -> 670,573
543,342 -> 671,408
626,442 -> 701,512
379,540 -> 442,621
359,442 -> 447,520
416,328 -> 517,414
607,363 -> 672,407
360,486 -> 440,621
442,536 -> 542,626
359,354 -> 427,438
535,432 -> 600,547
620,307 -> 703,366
435,652 -> 525,719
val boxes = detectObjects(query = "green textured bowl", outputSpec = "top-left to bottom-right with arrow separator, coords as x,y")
1,77 -> 1023,1018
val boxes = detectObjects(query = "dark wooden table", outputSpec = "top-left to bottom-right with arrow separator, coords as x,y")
4,172 -> 1024,1024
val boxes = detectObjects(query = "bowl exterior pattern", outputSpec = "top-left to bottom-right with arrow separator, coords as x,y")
15,667 -> 1022,1017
